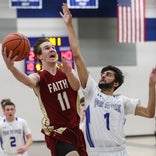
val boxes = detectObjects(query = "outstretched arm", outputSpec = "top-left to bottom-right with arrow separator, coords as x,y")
2,48 -> 39,89
60,3 -> 88,89
135,67 -> 156,118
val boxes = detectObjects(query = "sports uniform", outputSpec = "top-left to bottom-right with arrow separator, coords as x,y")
0,117 -> 31,156
37,68 -> 87,156
83,75 -> 140,156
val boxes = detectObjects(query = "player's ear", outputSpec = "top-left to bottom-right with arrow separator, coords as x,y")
114,82 -> 119,87
37,55 -> 43,61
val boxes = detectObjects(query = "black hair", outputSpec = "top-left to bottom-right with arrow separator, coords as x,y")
80,97 -> 85,103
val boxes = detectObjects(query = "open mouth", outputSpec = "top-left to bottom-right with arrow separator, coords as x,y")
50,54 -> 56,58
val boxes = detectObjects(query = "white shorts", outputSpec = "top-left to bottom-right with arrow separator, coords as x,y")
88,145 -> 129,156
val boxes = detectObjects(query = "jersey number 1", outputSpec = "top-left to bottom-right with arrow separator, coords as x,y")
104,113 -> 110,130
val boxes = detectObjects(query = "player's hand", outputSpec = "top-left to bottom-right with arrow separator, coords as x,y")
2,47 -> 17,70
59,3 -> 72,26
57,56 -> 72,75
149,66 -> 156,85
17,146 -> 27,154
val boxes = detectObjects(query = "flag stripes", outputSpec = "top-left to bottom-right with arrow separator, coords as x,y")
117,0 -> 145,43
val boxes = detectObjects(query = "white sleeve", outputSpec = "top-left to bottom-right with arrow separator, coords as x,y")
83,75 -> 98,107
123,96 -> 140,115
22,119 -> 31,135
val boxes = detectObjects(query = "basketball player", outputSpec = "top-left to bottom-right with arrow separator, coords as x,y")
2,7 -> 87,156
60,3 -> 156,156
0,99 -> 32,156
79,97 -> 85,131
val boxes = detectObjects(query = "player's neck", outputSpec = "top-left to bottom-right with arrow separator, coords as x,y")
101,89 -> 114,96
6,117 -> 15,122
43,64 -> 57,75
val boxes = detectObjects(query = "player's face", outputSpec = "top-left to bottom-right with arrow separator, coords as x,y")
98,70 -> 116,90
80,102 -> 85,114
3,105 -> 16,121
38,41 -> 57,64
80,101 -> 85,121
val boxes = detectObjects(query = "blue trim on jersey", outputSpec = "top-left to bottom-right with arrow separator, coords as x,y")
0,137 -> 3,149
85,106 -> 94,147
3,117 -> 18,122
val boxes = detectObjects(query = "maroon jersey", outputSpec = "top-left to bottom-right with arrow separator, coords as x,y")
38,68 -> 88,156
38,68 -> 80,128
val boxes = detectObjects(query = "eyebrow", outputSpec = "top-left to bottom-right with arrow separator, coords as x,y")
43,45 -> 50,48
102,71 -> 114,75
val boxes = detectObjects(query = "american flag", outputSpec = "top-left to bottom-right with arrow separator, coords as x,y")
117,0 -> 145,43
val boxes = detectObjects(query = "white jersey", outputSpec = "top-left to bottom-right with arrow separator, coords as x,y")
0,117 -> 31,156
83,75 -> 139,155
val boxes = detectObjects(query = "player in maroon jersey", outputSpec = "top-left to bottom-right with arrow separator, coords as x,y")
2,10 -> 88,156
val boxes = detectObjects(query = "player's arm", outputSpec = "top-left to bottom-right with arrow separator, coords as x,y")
60,3 -> 88,89
2,48 -> 39,88
57,56 -> 80,91
135,67 -> 156,118
17,133 -> 33,154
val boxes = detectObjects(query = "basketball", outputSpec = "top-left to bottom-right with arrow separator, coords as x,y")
2,33 -> 30,61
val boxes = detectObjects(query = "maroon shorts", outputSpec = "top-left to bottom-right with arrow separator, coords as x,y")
42,127 -> 88,156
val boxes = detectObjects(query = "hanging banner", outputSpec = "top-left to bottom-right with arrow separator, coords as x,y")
10,0 -> 42,9
67,0 -> 98,9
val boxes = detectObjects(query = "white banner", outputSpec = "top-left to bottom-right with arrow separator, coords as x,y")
67,0 -> 98,9
10,0 -> 42,9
